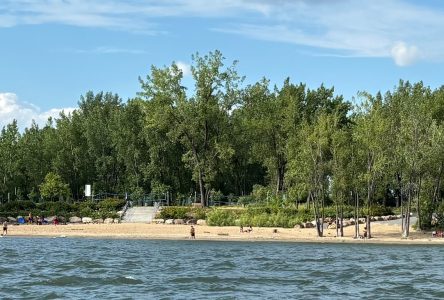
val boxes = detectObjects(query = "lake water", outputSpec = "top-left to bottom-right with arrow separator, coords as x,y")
0,237 -> 443,299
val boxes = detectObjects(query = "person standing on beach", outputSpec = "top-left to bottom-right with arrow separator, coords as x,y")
190,225 -> 195,239
2,221 -> 7,236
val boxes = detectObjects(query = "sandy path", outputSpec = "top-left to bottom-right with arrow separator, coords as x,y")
3,222 -> 442,245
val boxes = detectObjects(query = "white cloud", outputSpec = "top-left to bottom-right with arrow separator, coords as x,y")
176,61 -> 192,77
391,42 -> 420,66
0,93 -> 75,130
2,0 -> 444,65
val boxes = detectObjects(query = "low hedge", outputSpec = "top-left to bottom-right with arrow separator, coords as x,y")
158,206 -> 208,220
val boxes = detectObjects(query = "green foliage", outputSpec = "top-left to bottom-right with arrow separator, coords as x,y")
158,206 -> 208,220
206,208 -> 242,226
39,172 -> 70,201
97,198 -> 126,211
0,200 -> 36,212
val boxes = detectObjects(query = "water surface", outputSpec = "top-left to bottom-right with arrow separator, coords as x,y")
0,237 -> 442,299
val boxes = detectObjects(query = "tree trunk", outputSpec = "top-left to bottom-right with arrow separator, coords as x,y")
312,192 -> 323,237
416,175 -> 422,230
354,190 -> 360,239
198,169 -> 206,207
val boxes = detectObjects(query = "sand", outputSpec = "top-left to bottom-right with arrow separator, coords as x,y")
3,222 -> 443,244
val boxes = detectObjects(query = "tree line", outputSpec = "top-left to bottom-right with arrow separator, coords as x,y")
1,50 -> 443,233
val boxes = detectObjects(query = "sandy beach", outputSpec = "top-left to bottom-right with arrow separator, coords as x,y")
4,222 -> 443,244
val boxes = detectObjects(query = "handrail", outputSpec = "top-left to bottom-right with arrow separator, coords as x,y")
119,200 -> 130,221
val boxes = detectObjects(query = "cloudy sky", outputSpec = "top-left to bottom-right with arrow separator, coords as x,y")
1,0 -> 444,129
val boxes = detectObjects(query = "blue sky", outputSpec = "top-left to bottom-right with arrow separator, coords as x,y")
1,0 -> 444,129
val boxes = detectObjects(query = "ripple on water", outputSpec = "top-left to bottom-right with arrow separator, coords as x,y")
2,238 -> 444,299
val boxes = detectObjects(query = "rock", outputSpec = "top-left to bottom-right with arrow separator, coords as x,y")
343,221 -> 351,227
383,216 -> 390,221
311,220 -> 317,227
82,217 -> 93,224
294,224 -> 304,229
358,218 -> 366,224
7,217 -> 16,223
58,216 -> 66,224
152,219 -> 165,224
186,219 -> 197,225
349,220 -> 355,225
174,219 -> 184,225
104,218 -> 114,224
46,216 -> 55,223
113,218 -> 120,224
165,219 -> 174,224
0,217 -> 7,223
327,223 -> 337,229
396,214 -> 402,219
304,222 -> 315,228
370,216 -> 377,222
117,211 -> 124,217
196,219 -> 206,226
93,218 -> 104,224
375,216 -> 383,221
69,216 -> 82,223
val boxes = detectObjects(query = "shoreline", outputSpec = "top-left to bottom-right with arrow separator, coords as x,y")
3,223 -> 444,245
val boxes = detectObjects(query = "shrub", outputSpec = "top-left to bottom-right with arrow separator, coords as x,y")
0,200 -> 36,212
159,206 -> 191,220
97,198 -> 126,211
206,209 -> 240,226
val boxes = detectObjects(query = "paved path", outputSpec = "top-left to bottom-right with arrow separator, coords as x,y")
122,206 -> 157,223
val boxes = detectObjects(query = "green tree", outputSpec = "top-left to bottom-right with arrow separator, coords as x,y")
139,50 -> 242,206
39,172 -> 70,201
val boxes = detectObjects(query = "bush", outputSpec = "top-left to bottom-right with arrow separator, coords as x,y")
97,198 -> 126,211
206,209 -> 241,226
0,200 -> 36,212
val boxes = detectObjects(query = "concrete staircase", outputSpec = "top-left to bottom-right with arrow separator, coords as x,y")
122,206 -> 157,223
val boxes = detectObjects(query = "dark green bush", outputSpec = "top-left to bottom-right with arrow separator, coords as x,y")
0,200 -> 36,212
97,198 -> 126,211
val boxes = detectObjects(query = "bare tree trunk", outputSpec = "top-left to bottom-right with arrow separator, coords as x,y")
416,175 -> 422,230
312,191 -> 323,237
354,190 -> 360,239
340,204 -> 344,237
198,170 -> 206,207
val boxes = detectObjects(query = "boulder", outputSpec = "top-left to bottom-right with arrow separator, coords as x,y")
46,216 -> 55,223
117,211 -> 124,217
186,219 -> 197,225
7,217 -> 16,223
69,216 -> 82,223
349,220 -> 355,225
343,221 -> 351,227
383,216 -> 390,221
294,224 -> 304,229
196,219 -> 206,226
58,216 -> 66,224
82,217 -> 93,224
311,220 -> 317,227
165,219 -> 174,224
327,223 -> 337,229
104,218 -> 114,224
174,219 -> 184,225
113,218 -> 120,224
152,219 -> 165,224
0,217 -> 7,223
93,218 -> 104,224
358,218 -> 366,224
304,222 -> 315,228
375,216 -> 384,221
